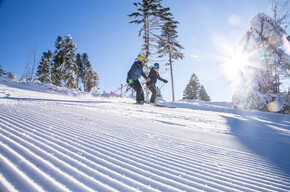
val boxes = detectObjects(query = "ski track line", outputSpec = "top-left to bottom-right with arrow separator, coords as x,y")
0,110 -> 216,192
0,120 -> 162,192
92,114 -> 290,176
48,116 -> 290,191
99,124 -> 290,184
1,110 -> 206,191
88,118 -> 288,174
0,141 -> 69,192
1,112 -> 240,192
1,106 -> 288,188
0,152 -> 46,192
25,107 -> 290,185
0,127 -> 116,192
0,172 -> 18,192
73,126 -> 290,191
53,105 -> 289,170
59,100 -> 228,133
0,109 -> 290,191
0,112 -> 250,190
24,111 -> 287,192
1,108 -> 288,192
7,105 -> 286,176
0,116 -> 169,192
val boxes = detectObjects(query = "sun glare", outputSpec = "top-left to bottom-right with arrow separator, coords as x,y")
211,35 -> 251,86
228,51 -> 249,72
221,49 -> 250,86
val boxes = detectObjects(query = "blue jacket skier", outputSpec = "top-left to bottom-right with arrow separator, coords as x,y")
127,56 -> 150,104
146,63 -> 168,103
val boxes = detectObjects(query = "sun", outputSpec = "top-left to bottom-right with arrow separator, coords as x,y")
227,50 -> 249,71
221,49 -> 250,85
211,34 -> 258,87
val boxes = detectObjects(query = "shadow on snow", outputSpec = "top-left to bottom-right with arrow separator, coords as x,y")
221,111 -> 290,179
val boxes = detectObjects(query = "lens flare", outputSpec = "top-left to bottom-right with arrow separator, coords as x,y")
281,35 -> 290,54
266,100 -> 281,112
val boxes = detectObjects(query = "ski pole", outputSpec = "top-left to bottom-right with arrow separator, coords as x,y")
102,83 -> 129,100
159,83 -> 166,90
130,79 -> 149,96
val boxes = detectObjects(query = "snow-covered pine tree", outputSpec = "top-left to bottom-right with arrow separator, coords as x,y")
232,13 -> 289,112
91,70 -> 99,93
183,85 -> 193,100
199,85 -> 211,101
52,36 -> 64,87
183,73 -> 201,100
37,50 -> 53,83
58,35 -> 78,89
82,53 -> 90,92
75,53 -> 84,90
156,14 -> 184,102
82,53 -> 99,92
0,65 -> 4,77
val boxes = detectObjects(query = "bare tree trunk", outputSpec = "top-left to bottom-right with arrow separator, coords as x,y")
144,16 -> 150,101
31,51 -> 37,80
145,15 -> 150,59
169,49 -> 175,102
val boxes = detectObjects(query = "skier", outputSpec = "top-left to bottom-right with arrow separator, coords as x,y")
146,63 -> 168,104
127,56 -> 150,104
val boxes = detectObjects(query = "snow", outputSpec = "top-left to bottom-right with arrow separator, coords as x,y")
0,77 -> 290,192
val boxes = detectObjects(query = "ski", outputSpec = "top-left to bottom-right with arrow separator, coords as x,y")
132,102 -> 175,108
145,102 -> 175,108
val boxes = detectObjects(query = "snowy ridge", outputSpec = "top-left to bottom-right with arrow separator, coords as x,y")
0,80 -> 290,191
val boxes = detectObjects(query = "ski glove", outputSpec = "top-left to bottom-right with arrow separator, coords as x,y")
163,79 -> 168,83
128,79 -> 134,84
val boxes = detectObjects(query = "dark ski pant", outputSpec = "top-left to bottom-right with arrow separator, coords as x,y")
127,79 -> 144,102
146,82 -> 157,103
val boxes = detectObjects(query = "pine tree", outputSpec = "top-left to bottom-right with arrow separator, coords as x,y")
82,53 -> 99,92
37,50 -> 53,83
91,70 -> 99,93
0,65 -> 4,77
156,14 -> 184,102
58,35 -> 78,89
75,53 -> 84,89
183,73 -> 201,100
183,84 -> 193,100
128,0 -> 171,59
52,36 -> 64,87
82,53 -> 91,92
199,85 -> 211,101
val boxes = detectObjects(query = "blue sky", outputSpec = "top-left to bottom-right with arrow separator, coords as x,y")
0,0 -> 278,102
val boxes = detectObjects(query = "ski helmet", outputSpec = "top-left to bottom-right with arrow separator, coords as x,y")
138,56 -> 147,64
154,63 -> 159,69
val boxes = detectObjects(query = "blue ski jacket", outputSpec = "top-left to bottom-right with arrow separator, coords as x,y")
127,61 -> 148,81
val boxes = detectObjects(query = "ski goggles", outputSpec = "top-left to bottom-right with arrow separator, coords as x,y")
155,65 -> 159,69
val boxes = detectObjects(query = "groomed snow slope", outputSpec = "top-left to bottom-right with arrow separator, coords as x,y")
0,79 -> 290,192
